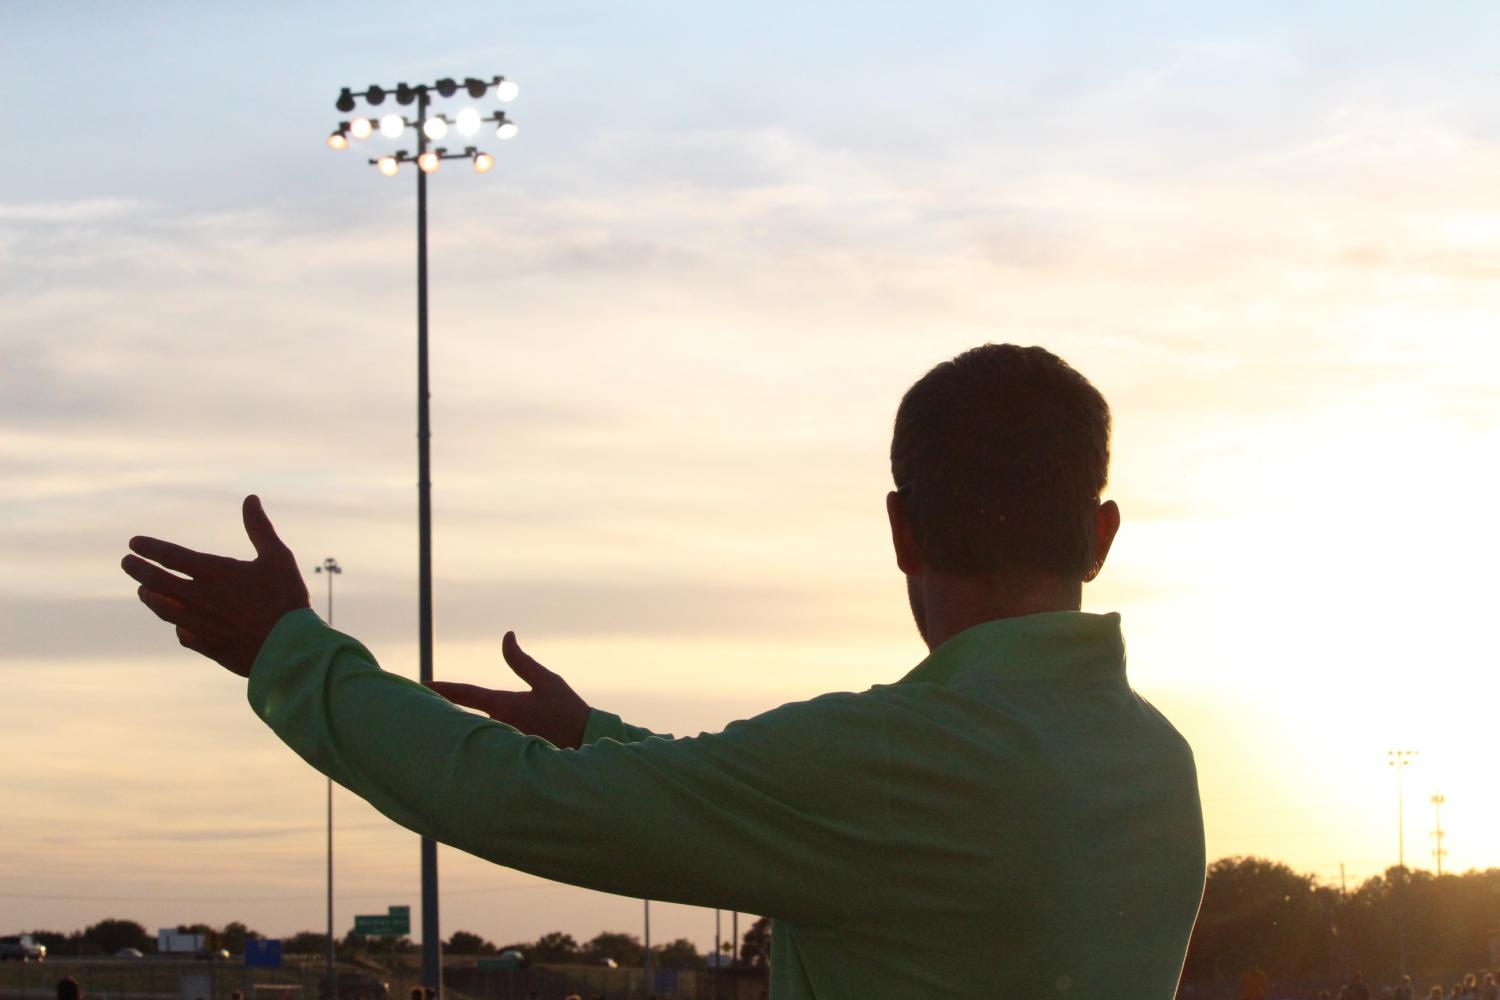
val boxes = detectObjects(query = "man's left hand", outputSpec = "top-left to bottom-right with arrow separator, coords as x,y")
121,495 -> 311,677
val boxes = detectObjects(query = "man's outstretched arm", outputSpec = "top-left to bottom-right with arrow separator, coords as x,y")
122,497 -> 891,925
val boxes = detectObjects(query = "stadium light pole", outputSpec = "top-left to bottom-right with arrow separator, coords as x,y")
1387,749 -> 1417,978
313,558 -> 342,993
1430,793 -> 1446,877
327,75 -> 520,997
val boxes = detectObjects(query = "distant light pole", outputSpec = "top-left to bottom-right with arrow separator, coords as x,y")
1430,793 -> 1447,877
314,557 -> 342,991
1387,749 -> 1417,976
327,74 -> 519,997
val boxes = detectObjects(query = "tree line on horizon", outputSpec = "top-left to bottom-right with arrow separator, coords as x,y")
16,858 -> 1500,984
1183,857 -> 1500,986
14,916 -> 771,973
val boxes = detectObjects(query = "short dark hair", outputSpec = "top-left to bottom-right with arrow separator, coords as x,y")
57,979 -> 81,1000
890,344 -> 1111,578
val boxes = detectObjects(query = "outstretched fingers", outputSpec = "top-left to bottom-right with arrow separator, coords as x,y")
128,536 -> 221,578
135,586 -> 228,640
120,554 -> 195,604
425,681 -> 526,726
426,681 -> 500,714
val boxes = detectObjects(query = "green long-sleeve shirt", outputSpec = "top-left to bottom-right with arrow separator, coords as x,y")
249,609 -> 1204,999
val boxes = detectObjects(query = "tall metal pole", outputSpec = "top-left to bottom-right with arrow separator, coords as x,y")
1430,793 -> 1446,877
642,900 -> 652,994
1388,750 -> 1416,978
415,85 -> 442,998
315,558 -> 342,995
328,73 -> 517,1000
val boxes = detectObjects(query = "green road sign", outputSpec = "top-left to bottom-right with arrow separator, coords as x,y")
353,906 -> 411,937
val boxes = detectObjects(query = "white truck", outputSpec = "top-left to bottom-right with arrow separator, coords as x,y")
0,935 -> 46,962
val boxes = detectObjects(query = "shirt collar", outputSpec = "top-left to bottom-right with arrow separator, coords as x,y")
896,611 -> 1126,687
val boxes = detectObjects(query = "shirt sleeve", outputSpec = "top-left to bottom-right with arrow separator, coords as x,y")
248,609 -> 892,927
580,708 -> 669,745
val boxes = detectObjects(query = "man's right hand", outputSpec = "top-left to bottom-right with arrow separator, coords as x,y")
426,632 -> 591,750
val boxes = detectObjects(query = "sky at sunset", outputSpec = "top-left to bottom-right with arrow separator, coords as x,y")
3,0 -> 1499,957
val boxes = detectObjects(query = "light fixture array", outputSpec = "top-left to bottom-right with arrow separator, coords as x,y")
327,76 -> 518,174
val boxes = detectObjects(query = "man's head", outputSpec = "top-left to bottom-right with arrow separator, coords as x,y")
888,344 -> 1119,644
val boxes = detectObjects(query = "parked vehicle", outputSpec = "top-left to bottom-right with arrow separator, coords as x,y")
0,935 -> 46,962
115,948 -> 145,959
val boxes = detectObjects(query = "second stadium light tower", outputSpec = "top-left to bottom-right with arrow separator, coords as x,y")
327,74 -> 520,997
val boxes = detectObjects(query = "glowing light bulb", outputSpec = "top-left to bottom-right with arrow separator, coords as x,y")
496,120 -> 518,140
418,152 -> 440,173
455,108 -> 481,136
349,117 -> 373,139
327,131 -> 349,151
377,156 -> 399,177
495,79 -> 519,102
379,114 -> 405,139
423,117 -> 448,140
473,152 -> 494,173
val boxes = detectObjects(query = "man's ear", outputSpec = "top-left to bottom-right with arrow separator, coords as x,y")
887,491 -> 924,575
1083,499 -> 1121,583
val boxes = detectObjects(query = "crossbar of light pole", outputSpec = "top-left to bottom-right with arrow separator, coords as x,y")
325,74 -> 519,1000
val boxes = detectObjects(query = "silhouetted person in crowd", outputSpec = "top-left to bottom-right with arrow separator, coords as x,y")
1344,972 -> 1371,1000
123,344 -> 1206,999
57,978 -> 81,1000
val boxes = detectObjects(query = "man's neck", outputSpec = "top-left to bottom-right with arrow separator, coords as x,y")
913,571 -> 1082,652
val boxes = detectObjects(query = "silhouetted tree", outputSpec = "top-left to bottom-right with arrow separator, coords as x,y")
83,919 -> 152,955
444,931 -> 495,955
283,932 -> 331,955
23,931 -> 71,955
528,931 -> 579,964
1181,857 -> 1331,983
219,922 -> 257,954
651,938 -> 703,970
580,931 -> 641,968
740,917 -> 770,970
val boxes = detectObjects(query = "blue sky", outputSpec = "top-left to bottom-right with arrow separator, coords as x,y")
3,0 -> 1499,956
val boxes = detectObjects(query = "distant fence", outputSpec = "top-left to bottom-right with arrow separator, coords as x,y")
0,957 -> 768,1000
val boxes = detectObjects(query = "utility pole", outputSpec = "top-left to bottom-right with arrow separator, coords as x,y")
314,557 -> 342,995
1387,750 -> 1417,978
1339,863 -> 1346,897
1430,793 -> 1447,877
